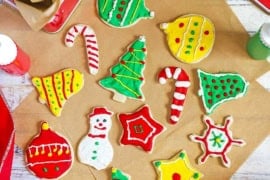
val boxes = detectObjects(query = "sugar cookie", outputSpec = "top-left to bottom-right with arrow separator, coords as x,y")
25,122 -> 73,179
160,14 -> 215,64
158,66 -> 191,124
32,68 -> 84,117
190,115 -> 246,168
99,36 -> 147,103
78,107 -> 113,170
97,0 -> 154,28
197,69 -> 249,114
118,105 -> 165,153
153,150 -> 203,180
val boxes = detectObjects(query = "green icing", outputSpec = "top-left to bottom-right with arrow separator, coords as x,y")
97,0 -> 153,27
154,161 -> 161,167
198,69 -> 248,114
99,37 -> 146,100
112,168 -> 130,180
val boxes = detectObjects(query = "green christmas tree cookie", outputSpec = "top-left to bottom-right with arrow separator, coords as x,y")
97,0 -> 154,28
112,167 -> 130,180
198,69 -> 249,114
99,36 -> 147,103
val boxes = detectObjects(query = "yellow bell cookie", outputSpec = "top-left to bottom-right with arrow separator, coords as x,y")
32,68 -> 84,117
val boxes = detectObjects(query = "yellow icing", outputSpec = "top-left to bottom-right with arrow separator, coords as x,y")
32,68 -> 84,117
154,150 -> 203,180
161,14 -> 215,64
42,122 -> 49,130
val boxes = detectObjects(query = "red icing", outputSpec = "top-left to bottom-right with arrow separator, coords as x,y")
118,105 -> 164,152
200,46 -> 204,51
179,23 -> 184,28
116,14 -> 122,19
172,173 -> 181,180
175,38 -> 181,43
204,30 -> 209,35
25,122 -> 73,179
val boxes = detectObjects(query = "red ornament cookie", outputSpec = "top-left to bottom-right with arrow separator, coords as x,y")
118,105 -> 165,153
25,122 -> 73,179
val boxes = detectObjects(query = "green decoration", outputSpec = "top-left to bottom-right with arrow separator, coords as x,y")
99,36 -> 147,103
198,69 -> 249,114
112,167 -> 130,180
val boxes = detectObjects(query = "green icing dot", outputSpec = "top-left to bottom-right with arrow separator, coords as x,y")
93,150 -> 97,154
95,141 -> 99,146
194,22 -> 199,26
43,167 -> 48,173
187,45 -> 192,49
190,30 -> 195,35
91,156 -> 97,160
154,161 -> 161,167
55,166 -> 60,171
193,172 -> 199,179
185,51 -> 191,54
189,38 -> 194,42
179,152 -> 185,159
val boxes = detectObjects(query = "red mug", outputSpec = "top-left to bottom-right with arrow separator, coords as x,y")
0,34 -> 31,75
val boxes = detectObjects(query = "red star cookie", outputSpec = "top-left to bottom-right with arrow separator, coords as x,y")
190,115 -> 246,168
118,105 -> 165,153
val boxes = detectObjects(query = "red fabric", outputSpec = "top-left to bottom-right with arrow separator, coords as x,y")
0,95 -> 15,180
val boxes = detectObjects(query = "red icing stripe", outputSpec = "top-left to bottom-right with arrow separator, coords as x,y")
258,0 -> 270,8
62,72 -> 67,100
81,25 -> 87,35
41,78 -> 50,108
89,63 -> 98,69
70,70 -> 75,93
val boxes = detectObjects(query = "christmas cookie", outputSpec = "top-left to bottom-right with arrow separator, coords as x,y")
32,68 -> 84,117
65,24 -> 99,75
112,167 -> 131,180
99,36 -> 147,103
78,107 -> 114,170
190,116 -> 246,168
97,0 -> 154,28
25,122 -> 73,179
197,69 -> 249,114
158,66 -> 191,124
153,150 -> 203,180
160,14 -> 215,64
118,105 -> 165,153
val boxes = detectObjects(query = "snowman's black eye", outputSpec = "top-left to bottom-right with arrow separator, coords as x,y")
96,119 -> 100,122
103,119 -> 107,123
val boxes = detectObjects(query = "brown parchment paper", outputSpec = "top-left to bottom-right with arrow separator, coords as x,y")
1,0 -> 270,179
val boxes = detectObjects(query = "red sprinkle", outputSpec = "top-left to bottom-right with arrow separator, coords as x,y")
175,38 -> 181,43
179,23 -> 184,28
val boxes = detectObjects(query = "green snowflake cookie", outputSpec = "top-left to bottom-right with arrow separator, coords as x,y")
197,69 -> 249,114
97,0 -> 154,28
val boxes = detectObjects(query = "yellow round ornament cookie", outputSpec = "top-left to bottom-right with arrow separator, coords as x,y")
160,14 -> 215,64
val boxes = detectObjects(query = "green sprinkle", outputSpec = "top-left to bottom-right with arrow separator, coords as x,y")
179,152 -> 185,159
193,172 -> 199,179
154,161 -> 161,167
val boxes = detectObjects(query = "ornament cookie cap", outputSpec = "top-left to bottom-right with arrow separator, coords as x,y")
160,14 -> 215,64
197,69 -> 249,114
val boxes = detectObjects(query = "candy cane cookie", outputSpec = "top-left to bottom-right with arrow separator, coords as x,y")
158,67 -> 191,124
65,24 -> 99,75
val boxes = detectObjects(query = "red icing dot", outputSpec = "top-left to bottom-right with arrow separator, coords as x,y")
121,1 -> 126,5
142,48 -> 146,52
138,95 -> 142,99
204,30 -> 209,35
175,38 -> 181,43
172,173 -> 181,180
139,77 -> 144,81
112,74 -> 116,78
118,7 -> 123,11
200,46 -> 205,51
120,60 -> 126,64
129,48 -> 134,52
116,14 -> 122,19
179,23 -> 184,28
140,61 -> 145,64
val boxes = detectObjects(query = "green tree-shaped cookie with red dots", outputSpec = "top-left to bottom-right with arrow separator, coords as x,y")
99,36 -> 147,103
197,69 -> 249,114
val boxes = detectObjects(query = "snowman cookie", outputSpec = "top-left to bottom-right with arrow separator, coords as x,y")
25,122 -> 73,179
160,14 -> 215,64
78,107 -> 114,170
97,0 -> 154,28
